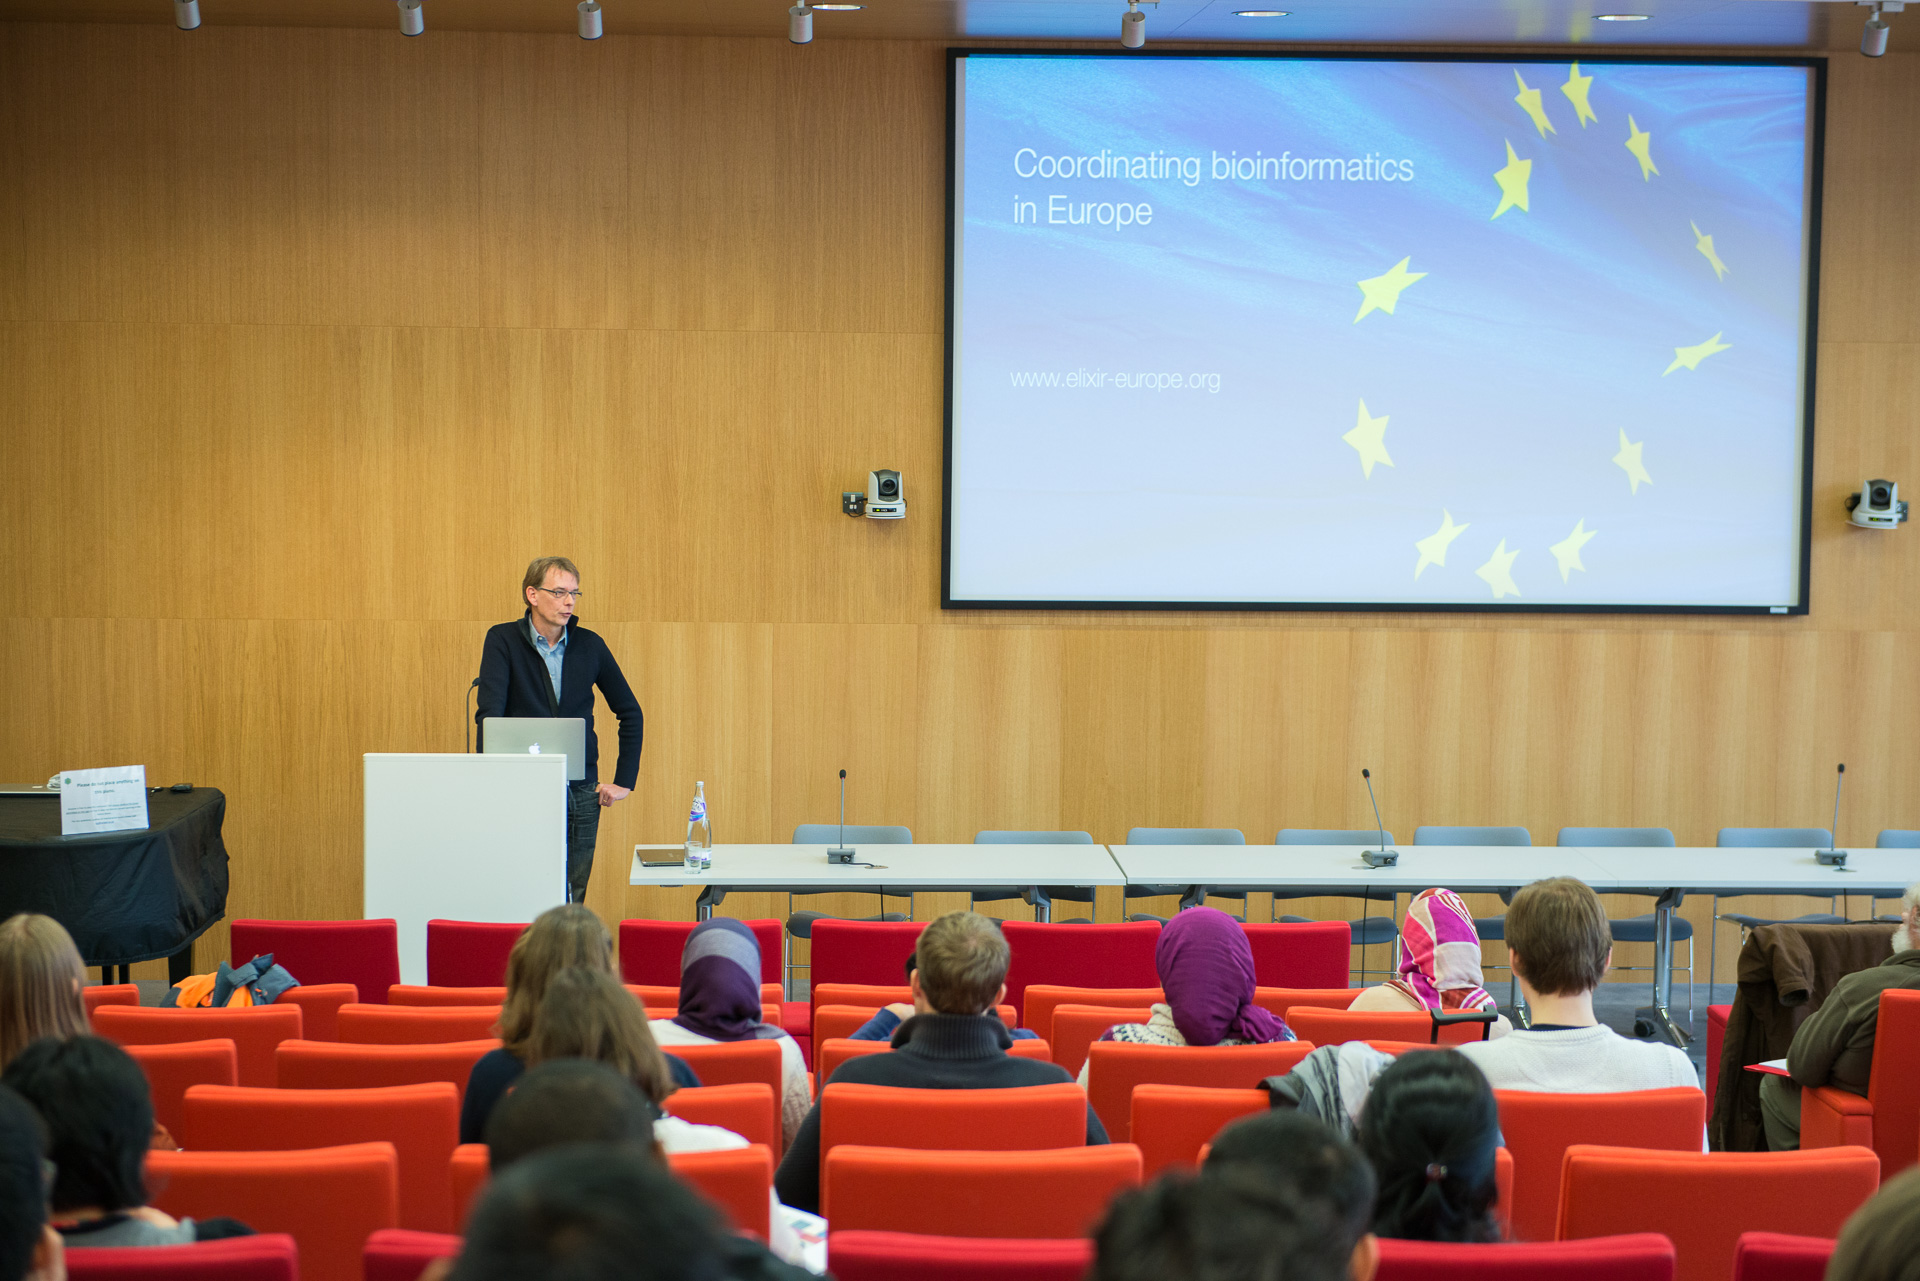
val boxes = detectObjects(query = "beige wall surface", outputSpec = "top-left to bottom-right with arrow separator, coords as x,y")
1,24 -> 1915,984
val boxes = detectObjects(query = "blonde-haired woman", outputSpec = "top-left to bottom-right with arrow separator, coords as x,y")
0,914 -> 89,1069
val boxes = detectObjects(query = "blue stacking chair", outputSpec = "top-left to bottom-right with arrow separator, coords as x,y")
1123,828 -> 1245,922
1710,828 -> 1846,991
1413,827 -> 1532,1009
972,831 -> 1098,922
1872,831 -> 1918,920
1275,829 -> 1400,983
1558,827 -> 1692,1023
786,824 -> 913,993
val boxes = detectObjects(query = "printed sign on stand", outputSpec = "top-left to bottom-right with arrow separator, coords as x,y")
58,765 -> 150,836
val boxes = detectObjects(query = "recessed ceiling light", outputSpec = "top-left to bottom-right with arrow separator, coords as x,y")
1594,12 -> 1652,18
1235,8 -> 1292,14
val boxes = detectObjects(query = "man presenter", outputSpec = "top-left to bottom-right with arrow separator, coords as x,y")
476,556 -> 643,903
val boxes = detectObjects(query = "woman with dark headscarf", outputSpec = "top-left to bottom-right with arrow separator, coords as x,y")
649,918 -> 810,1145
1076,906 -> 1294,1087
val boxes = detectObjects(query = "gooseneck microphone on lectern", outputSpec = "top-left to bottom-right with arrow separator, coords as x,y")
827,769 -> 856,864
1816,763 -> 1848,867
1361,768 -> 1399,868
466,677 -> 481,753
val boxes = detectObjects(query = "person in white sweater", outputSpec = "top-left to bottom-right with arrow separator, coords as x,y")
1454,876 -> 1697,1093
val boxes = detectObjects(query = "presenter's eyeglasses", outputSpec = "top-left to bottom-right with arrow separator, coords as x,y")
534,587 -> 584,602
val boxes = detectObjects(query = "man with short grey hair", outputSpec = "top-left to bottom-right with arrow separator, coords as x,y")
476,557 -> 643,903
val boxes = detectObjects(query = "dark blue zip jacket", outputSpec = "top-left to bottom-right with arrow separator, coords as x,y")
475,612 -> 643,788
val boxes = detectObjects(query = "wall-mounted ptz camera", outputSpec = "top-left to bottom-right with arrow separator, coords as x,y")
1847,478 -> 1908,529
866,470 -> 905,519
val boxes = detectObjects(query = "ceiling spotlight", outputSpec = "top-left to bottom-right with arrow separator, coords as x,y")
1234,8 -> 1290,13
1593,12 -> 1651,18
398,0 -> 423,35
173,0 -> 200,29
789,2 -> 812,43
1861,1 -> 1894,55
1121,0 -> 1146,47
578,0 -> 602,38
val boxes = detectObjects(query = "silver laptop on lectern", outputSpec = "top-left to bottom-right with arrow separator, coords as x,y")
481,717 -> 587,781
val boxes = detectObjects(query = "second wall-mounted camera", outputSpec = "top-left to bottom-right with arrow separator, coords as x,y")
865,469 -> 905,519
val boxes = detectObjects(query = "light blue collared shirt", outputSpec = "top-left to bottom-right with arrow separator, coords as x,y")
529,620 -> 567,704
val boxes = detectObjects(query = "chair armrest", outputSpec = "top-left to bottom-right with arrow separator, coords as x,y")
1800,1085 -> 1873,1152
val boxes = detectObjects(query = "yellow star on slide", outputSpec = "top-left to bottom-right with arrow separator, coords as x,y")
1561,63 -> 1598,127
1664,332 -> 1731,375
1691,221 -> 1728,280
1492,141 -> 1532,219
1475,539 -> 1521,599
1354,257 -> 1427,322
1414,509 -> 1469,579
1613,429 -> 1652,494
1549,519 -> 1597,582
1513,70 -> 1557,137
1343,400 -> 1394,478
1626,115 -> 1659,180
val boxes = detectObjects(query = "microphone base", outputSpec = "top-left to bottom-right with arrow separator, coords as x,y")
1361,849 -> 1399,868
1815,850 -> 1848,867
827,848 -> 855,865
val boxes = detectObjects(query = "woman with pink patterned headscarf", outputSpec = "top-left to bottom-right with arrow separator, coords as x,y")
1349,888 -> 1512,1037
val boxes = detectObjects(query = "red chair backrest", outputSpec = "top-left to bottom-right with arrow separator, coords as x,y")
635,982 -> 784,1015
1731,1233 -> 1836,1281
147,1141 -> 398,1281
1558,1144 -> 1880,1281
1050,1005 -> 1153,1076
810,921 -> 926,992
337,1004 -> 500,1044
1496,1087 -> 1706,1244
823,1144 -> 1143,1236
1865,988 -> 1920,1172
1375,1233 -> 1677,1281
817,1036 -> 1053,1086
124,1039 -> 237,1140
1287,1007 -> 1438,1046
827,1230 -> 1094,1281
92,1004 -> 302,1088
388,985 -> 507,1006
1000,922 -> 1163,1022
181,1082 -> 460,1233
83,984 -> 140,1015
63,1232 -> 300,1280
821,1083 -> 1087,1162
363,1229 -> 462,1281
425,920 -> 526,988
1085,1041 -> 1315,1142
1129,1084 -> 1268,1178
813,1003 -> 1017,1044
1242,922 -> 1352,989
667,1039 -> 785,1098
665,1082 -> 780,1149
450,1143 -> 489,1228
1251,987 -> 1368,1020
670,1144 -> 776,1240
230,918 -> 400,1006
275,983 -> 358,1041
1022,986 -> 1164,1046
275,1038 -> 499,1102
620,919 -> 784,984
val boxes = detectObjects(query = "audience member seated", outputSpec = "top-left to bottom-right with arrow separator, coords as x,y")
1356,1049 -> 1501,1243
774,910 -> 1108,1215
1349,889 -> 1511,1038
461,905 -> 698,1144
648,920 -> 810,1148
1,1037 -> 252,1247
0,917 -> 88,1072
0,1083 -> 63,1281
1760,881 -> 1920,1151
482,1060 -> 663,1172
1827,1165 -> 1920,1281
1259,1042 -> 1397,1139
1454,877 -> 1695,1092
1078,905 -> 1295,1088
1204,1110 -> 1378,1260
847,949 -> 1038,1042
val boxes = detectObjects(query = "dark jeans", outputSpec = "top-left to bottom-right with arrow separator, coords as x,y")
566,781 -> 601,903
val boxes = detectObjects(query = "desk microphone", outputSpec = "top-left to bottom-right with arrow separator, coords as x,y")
1361,768 -> 1398,868
466,677 -> 481,754
827,769 -> 855,864
1816,763 -> 1847,867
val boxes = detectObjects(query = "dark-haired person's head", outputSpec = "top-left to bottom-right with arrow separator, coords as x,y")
1206,1111 -> 1377,1255
1357,1050 -> 1500,1244
0,1085 -> 61,1281
451,1142 -> 721,1281
483,1058 -> 657,1173
1094,1167 -> 1377,1281
0,1037 -> 150,1216
1828,1165 -> 1920,1281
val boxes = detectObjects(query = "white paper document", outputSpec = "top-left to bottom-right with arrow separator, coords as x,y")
58,765 -> 150,836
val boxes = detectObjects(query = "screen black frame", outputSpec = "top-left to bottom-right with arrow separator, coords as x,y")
940,48 -> 1826,616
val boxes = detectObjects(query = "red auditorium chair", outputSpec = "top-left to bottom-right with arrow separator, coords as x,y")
668,1038 -> 786,1098
148,1141 -> 398,1281
1130,1084 -> 1268,1177
1022,985 -> 1164,1047
230,918 -> 400,1005
1707,1003 -> 1731,1113
823,1144 -> 1143,1237
124,1038 -> 237,1140
92,1003 -> 302,1088
1496,1087 -> 1706,1244
1287,1006 -> 1490,1047
425,919 -> 525,987
1557,1144 -> 1880,1281
1049,1005 -> 1153,1076
812,1002 -> 1015,1044
1000,921 -> 1163,1022
820,1083 -> 1088,1162
1731,1233 -> 1836,1281
276,1038 -> 498,1101
180,1081 -> 461,1232
828,1231 -> 1095,1281
276,983 -> 358,1041
633,982 -> 784,1014
808,919 -> 924,1042
450,1143 -> 488,1227
1242,921 -> 1352,989
1801,988 -> 1920,1175
816,1036 -> 1053,1086
83,983 -> 140,1015
1374,1233 -> 1677,1281
665,1082 -> 780,1149
364,1229 -> 461,1281
1251,986 -> 1367,1021
671,1145 -> 776,1240
1084,1041 -> 1315,1141
64,1232 -> 300,1281
337,1003 -> 500,1044
621,918 -> 784,983
388,984 -> 505,1005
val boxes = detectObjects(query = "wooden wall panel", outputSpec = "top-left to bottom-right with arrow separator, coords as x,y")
0,23 -> 1915,991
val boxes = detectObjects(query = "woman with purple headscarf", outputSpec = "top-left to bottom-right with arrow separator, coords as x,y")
649,918 -> 811,1145
1076,906 -> 1295,1088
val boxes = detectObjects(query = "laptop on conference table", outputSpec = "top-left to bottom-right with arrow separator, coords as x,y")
480,717 -> 587,781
